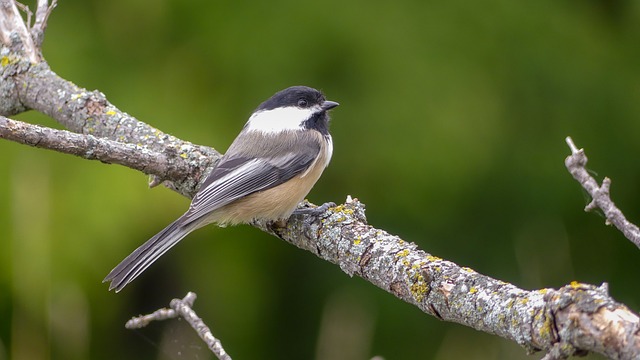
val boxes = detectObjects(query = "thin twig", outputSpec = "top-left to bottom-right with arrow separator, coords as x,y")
565,136 -> 579,154
126,292 -> 232,360
564,136 -> 640,248
14,1 -> 32,28
32,0 -> 56,47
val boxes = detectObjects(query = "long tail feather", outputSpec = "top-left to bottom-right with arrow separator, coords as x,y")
103,217 -> 198,292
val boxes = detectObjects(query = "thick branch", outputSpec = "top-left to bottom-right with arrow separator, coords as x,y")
0,116 -> 193,183
0,3 -> 221,195
257,198 -> 640,359
0,58 -> 221,197
564,136 -> 640,249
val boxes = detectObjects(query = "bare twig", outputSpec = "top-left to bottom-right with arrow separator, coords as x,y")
14,2 -> 31,28
564,136 -> 640,249
126,292 -> 232,360
31,0 -> 57,47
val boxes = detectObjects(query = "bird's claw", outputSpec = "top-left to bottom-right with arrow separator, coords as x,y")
292,201 -> 336,217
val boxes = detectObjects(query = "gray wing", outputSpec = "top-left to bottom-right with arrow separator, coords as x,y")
180,151 -> 317,225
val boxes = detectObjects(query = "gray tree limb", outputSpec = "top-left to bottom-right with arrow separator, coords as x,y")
0,55 -> 220,197
260,198 -> 640,359
2,2 -> 640,359
0,115 -> 197,185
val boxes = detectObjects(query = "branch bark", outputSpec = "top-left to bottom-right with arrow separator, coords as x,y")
260,198 -> 640,359
2,3 -> 640,359
0,115 -> 195,183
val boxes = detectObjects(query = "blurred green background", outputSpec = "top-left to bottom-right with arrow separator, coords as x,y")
1,0 -> 639,359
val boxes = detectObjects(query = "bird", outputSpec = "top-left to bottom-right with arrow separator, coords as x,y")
103,86 -> 339,292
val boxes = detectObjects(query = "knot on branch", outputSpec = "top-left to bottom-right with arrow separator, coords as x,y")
564,148 -> 587,170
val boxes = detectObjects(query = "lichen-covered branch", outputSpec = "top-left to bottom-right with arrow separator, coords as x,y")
0,116 -> 193,185
126,292 -> 232,360
2,2 -> 640,359
564,136 -> 640,249
0,56 -> 220,198
0,0 -> 220,196
259,198 -> 640,359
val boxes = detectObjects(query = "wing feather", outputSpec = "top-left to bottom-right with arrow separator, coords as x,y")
181,150 -> 318,225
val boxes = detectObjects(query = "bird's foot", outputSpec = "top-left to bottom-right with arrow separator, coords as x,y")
292,202 -> 336,217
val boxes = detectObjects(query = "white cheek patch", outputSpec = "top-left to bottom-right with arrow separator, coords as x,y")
245,106 -> 319,133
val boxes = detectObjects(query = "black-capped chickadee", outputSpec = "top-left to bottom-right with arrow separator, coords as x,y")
104,86 -> 339,292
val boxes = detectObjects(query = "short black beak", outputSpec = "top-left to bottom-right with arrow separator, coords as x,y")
321,100 -> 339,110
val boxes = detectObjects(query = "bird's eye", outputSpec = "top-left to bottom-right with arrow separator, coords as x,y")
297,98 -> 308,107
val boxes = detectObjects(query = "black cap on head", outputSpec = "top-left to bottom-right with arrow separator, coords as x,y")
256,86 -> 327,111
